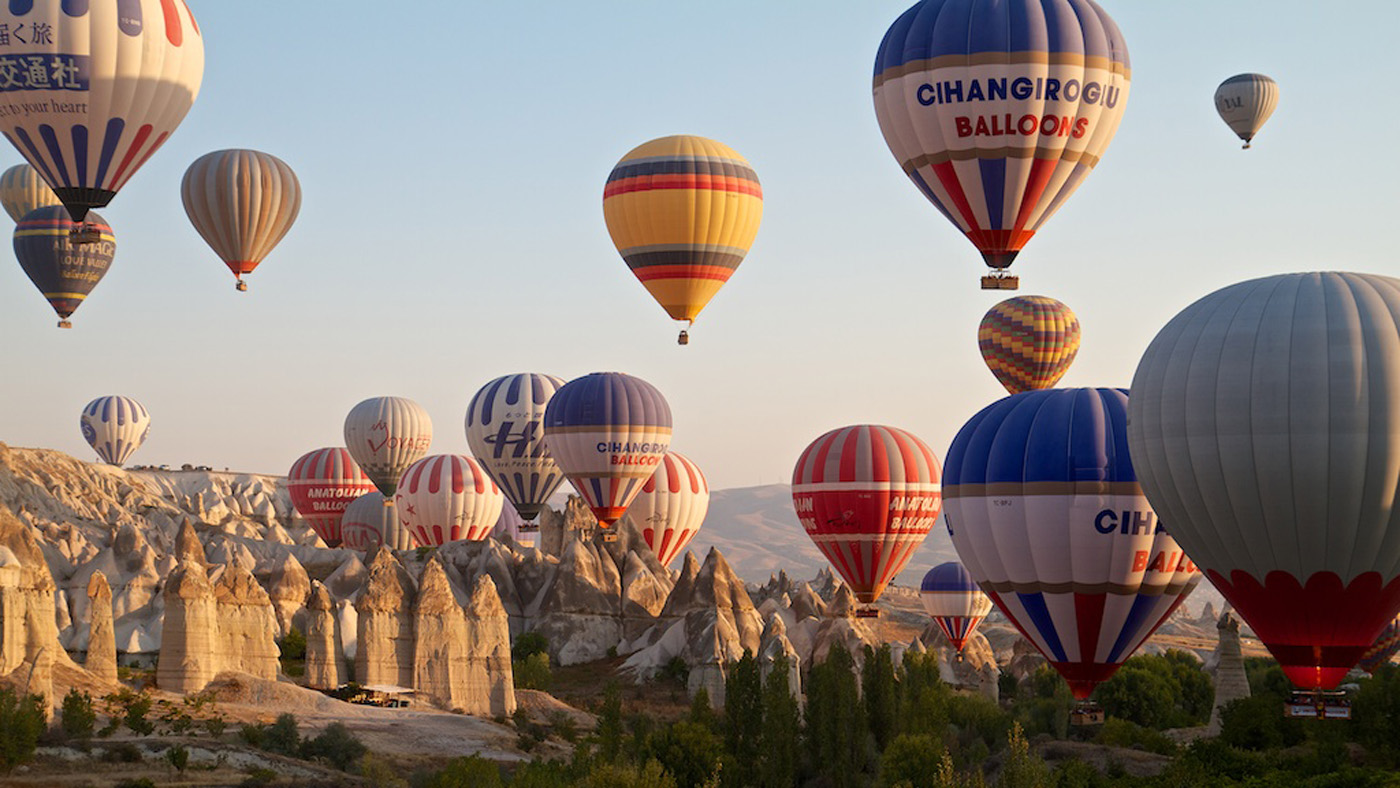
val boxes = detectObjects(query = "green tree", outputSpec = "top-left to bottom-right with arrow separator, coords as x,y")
165,744 -> 189,774
513,632 -> 550,662
122,691 -> 154,736
804,642 -> 868,788
646,720 -> 723,788
422,755 -> 506,788
1217,695 -> 1303,751
0,689 -> 45,772
262,712 -> 301,756
60,688 -> 96,741
301,722 -> 367,770
278,626 -> 307,660
1092,652 -> 1213,729
863,643 -> 898,751
515,651 -> 554,690
597,682 -> 625,764
759,657 -> 800,788
688,687 -> 715,729
1352,664 -> 1400,765
723,650 -> 763,773
878,733 -> 946,787
996,722 -> 1049,788
579,759 -> 679,788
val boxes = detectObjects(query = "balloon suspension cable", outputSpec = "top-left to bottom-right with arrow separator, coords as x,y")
57,319 -> 72,329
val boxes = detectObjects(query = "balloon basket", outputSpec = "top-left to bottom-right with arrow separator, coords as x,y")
57,320 -> 72,329
1285,690 -> 1351,720
855,608 -> 880,619
235,280 -> 248,292
1070,701 -> 1105,727
981,274 -> 1019,291
68,225 -> 101,245
677,330 -> 689,346
601,531 -> 619,543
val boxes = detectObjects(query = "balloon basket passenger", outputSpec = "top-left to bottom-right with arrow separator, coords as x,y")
1070,700 -> 1105,727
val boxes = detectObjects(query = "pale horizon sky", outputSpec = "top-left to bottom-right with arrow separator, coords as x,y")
0,1 -> 1395,490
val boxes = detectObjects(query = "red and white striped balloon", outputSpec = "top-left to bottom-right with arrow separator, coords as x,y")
287,448 -> 378,548
791,425 -> 943,605
394,454 -> 504,547
625,451 -> 709,567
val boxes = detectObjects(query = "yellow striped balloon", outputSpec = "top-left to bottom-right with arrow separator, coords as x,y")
603,135 -> 762,343
978,296 -> 1081,394
0,164 -> 61,223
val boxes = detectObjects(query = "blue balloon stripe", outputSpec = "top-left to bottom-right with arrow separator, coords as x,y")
1017,591 -> 1068,662
1106,593 -> 1161,664
37,125 -> 70,188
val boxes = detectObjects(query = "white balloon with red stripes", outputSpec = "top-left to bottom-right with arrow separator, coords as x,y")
394,454 -> 504,547
340,492 -> 413,552
623,451 -> 709,568
791,424 -> 943,607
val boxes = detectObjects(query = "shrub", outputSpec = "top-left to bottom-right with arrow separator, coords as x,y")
263,712 -> 300,756
512,632 -> 550,662
238,723 -> 264,748
301,722 -> 366,771
165,744 -> 190,773
60,688 -> 96,741
421,755 -> 506,788
514,651 -> 553,690
240,768 -> 278,787
102,742 -> 144,763
114,779 -> 157,788
0,689 -> 45,772
549,710 -> 579,743
278,626 -> 307,660
1095,718 -> 1177,756
1218,695 -> 1303,751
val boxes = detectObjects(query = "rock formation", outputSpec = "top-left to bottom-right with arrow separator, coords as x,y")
157,561 -> 220,693
1207,611 -> 1251,735
304,581 -> 344,690
267,552 -> 311,637
532,537 -> 622,665
759,612 -> 801,698
463,574 -> 516,717
809,585 -> 879,671
413,557 -> 474,709
211,563 -> 280,680
175,519 -> 208,568
84,571 -> 117,683
355,547 -> 417,688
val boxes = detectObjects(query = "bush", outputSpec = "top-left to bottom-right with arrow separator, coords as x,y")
241,768 -> 278,787
238,723 -> 264,748
278,626 -> 307,660
0,689 -> 45,772
579,759 -> 678,788
515,651 -> 553,690
301,722 -> 366,770
1095,718 -> 1177,756
263,712 -> 301,756
165,744 -> 189,773
60,688 -> 96,741
118,690 -> 155,736
102,742 -> 144,763
1218,695 -> 1303,751
114,780 -> 157,788
1093,651 -> 1213,729
421,755 -> 506,788
878,733 -> 947,787
513,632 -> 550,662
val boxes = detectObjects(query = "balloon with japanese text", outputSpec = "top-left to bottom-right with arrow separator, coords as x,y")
1128,272 -> 1400,691
945,388 -> 1201,699
0,0 -> 204,221
873,0 -> 1130,284
791,425 -> 943,608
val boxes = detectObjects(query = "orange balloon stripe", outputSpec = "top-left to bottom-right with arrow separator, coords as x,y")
629,264 -> 735,283
604,174 -> 762,199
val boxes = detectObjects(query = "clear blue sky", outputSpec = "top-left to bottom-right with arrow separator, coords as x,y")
0,0 -> 1395,490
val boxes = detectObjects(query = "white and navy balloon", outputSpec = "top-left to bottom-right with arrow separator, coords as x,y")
80,396 -> 151,466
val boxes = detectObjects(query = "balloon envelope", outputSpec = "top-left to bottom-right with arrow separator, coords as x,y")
792,425 -> 943,606
1128,272 -> 1400,690
345,397 -> 433,497
979,296 -> 1081,394
945,388 -> 1201,699
80,396 -> 150,467
287,448 -> 378,548
624,451 -> 709,568
0,0 -> 204,220
921,562 -> 993,652
466,373 -> 567,522
1357,617 -> 1400,676
603,135 -> 762,331
394,454 -> 504,547
1215,73 -> 1278,148
0,164 -> 61,222
873,0 -> 1130,278
543,373 -> 672,528
182,149 -> 302,288
340,492 -> 412,552
14,206 -> 115,326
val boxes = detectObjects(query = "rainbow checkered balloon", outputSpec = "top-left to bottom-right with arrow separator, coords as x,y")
978,296 -> 1080,395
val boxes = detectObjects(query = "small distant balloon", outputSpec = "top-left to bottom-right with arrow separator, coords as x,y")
979,296 -> 1081,394
1215,74 -> 1279,149
345,397 -> 433,498
182,149 -> 302,291
14,206 -> 115,328
80,396 -> 151,467
0,164 -> 61,222
920,562 -> 992,654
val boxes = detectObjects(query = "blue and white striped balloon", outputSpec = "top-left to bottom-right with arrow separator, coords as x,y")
466,373 -> 567,523
80,396 -> 151,466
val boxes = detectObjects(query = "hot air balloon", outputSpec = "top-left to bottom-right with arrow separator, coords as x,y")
945,388 -> 1201,702
345,397 -> 432,498
543,373 -> 672,539
493,505 -> 537,550
920,562 -> 992,654
181,149 -> 302,291
465,373 -> 567,526
80,396 -> 151,467
979,296 -> 1081,394
603,135 -> 763,345
340,492 -> 412,552
14,206 -> 115,328
623,451 -> 709,568
1357,618 -> 1400,676
791,425 -> 943,615
873,0 -> 1131,290
1215,74 -> 1279,149
1128,272 -> 1400,693
287,448 -> 378,548
394,454 -> 504,547
0,164 -> 60,222
0,1 -> 203,222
